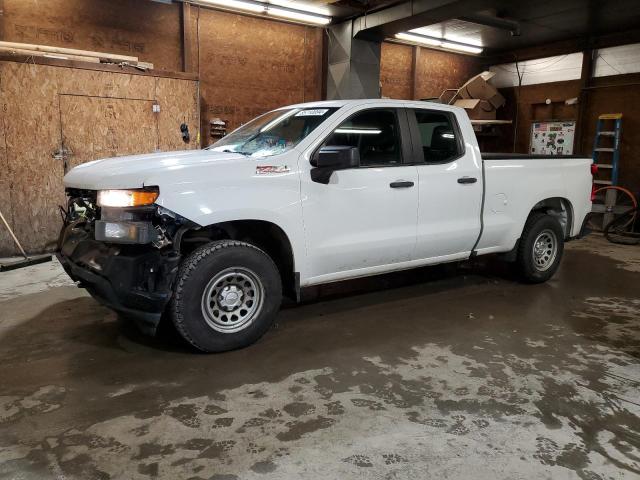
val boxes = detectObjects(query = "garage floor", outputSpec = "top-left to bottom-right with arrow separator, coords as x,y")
1,235 -> 639,479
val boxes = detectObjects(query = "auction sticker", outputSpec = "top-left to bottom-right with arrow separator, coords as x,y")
295,109 -> 329,117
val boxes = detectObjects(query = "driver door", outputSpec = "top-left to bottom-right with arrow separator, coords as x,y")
300,107 -> 419,284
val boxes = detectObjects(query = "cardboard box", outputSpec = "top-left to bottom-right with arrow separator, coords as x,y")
454,98 -> 496,120
457,71 -> 505,109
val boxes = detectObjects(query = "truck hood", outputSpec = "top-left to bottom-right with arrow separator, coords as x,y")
63,150 -> 246,190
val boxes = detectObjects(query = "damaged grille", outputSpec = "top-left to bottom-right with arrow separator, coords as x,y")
64,188 -> 99,224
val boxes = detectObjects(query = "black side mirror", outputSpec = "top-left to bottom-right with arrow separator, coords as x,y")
311,146 -> 359,184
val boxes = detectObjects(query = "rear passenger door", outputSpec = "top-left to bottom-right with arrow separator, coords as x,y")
408,108 -> 483,260
300,107 -> 419,283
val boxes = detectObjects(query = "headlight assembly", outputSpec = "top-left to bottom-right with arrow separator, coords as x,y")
97,188 -> 159,208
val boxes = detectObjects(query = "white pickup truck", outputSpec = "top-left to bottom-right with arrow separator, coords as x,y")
57,99 -> 593,352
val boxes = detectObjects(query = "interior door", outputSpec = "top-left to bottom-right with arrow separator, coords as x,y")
59,95 -> 158,173
409,107 -> 482,260
301,107 -> 419,283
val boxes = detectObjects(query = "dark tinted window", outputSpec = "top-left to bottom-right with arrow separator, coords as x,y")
413,110 -> 461,163
323,109 -> 402,167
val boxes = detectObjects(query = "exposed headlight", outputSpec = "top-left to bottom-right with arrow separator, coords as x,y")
97,188 -> 159,207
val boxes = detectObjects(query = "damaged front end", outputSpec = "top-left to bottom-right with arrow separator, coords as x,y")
56,188 -> 192,335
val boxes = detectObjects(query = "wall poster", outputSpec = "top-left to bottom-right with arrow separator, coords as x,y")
530,121 -> 576,155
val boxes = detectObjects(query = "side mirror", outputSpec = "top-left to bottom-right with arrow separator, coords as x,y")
310,146 -> 359,184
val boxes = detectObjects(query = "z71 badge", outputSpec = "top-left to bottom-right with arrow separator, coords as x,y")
256,165 -> 290,175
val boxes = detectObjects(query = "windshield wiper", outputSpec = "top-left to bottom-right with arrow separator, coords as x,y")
221,149 -> 250,156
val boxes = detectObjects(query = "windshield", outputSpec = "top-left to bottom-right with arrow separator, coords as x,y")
207,107 -> 338,158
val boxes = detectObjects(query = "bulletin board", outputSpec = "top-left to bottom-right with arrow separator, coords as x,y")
530,121 -> 576,155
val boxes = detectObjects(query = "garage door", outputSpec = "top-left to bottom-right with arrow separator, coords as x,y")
59,95 -> 158,173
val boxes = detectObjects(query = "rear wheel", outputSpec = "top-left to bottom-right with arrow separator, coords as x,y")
172,240 -> 282,352
516,213 -> 564,283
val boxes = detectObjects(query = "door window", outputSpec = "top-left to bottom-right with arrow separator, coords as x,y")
323,109 -> 402,167
413,110 -> 462,163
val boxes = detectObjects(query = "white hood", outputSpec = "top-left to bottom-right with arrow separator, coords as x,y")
63,150 -> 245,190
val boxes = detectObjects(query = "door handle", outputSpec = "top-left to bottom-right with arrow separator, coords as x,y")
390,181 -> 415,188
457,177 -> 477,184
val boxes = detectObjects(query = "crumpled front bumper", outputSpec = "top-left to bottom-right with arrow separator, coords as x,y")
57,222 -> 180,335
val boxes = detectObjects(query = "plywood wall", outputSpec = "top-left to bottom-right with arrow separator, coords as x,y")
2,0 -> 183,71
0,62 -> 199,256
196,8 -> 323,140
380,42 -> 413,99
380,42 -> 482,100
415,47 -> 482,99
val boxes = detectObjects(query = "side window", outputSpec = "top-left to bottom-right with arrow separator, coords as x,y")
413,110 -> 462,163
323,109 -> 402,167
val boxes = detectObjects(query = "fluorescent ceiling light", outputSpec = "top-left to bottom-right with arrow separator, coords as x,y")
197,0 -> 331,25
395,33 -> 442,47
269,0 -> 330,16
267,6 -> 331,25
395,32 -> 483,54
441,42 -> 483,54
201,0 -> 265,13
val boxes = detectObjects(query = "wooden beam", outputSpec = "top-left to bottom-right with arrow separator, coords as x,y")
0,41 -> 138,63
0,53 -> 197,81
181,1 -> 193,72
0,0 -> 4,40
411,45 -> 421,99
575,47 -> 594,155
0,46 -> 100,63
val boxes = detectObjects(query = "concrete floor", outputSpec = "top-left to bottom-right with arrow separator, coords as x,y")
0,235 -> 639,480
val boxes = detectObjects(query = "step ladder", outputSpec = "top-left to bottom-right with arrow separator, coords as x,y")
592,113 -> 622,186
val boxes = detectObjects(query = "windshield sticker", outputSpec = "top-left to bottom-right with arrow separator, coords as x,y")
256,165 -> 291,175
295,109 -> 329,117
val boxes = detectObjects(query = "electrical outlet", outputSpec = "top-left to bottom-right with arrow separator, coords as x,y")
152,104 -> 161,113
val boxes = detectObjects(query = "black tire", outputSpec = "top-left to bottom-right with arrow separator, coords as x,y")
171,240 -> 282,352
516,213 -> 564,283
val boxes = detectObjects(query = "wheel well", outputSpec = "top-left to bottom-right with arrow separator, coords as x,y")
529,197 -> 574,239
178,220 -> 296,299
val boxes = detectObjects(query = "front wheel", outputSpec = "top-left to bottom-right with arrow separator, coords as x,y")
516,213 -> 564,283
171,240 -> 282,352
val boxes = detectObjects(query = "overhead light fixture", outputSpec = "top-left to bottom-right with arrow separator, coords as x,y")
395,33 -> 442,47
196,0 -> 331,25
395,32 -> 483,55
268,6 -> 331,25
201,0 -> 264,13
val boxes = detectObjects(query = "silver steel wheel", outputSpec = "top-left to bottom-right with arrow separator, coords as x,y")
201,267 -> 265,333
532,229 -> 558,272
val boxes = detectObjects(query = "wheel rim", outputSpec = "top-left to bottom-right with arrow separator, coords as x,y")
201,267 -> 265,333
532,229 -> 558,272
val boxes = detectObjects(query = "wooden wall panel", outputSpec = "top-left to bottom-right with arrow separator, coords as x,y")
197,9 -> 323,142
2,0 -> 182,71
1,61 -> 66,254
0,75 -> 13,255
415,48 -> 482,100
60,96 -> 158,171
57,69 -> 156,100
380,42 -> 413,99
0,61 -> 199,255
155,77 -> 200,151
497,80 -> 581,155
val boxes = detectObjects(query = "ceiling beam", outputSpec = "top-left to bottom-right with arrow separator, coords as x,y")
458,13 -> 520,36
352,0 -> 508,41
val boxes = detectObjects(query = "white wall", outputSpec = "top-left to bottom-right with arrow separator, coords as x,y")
594,43 -> 640,77
489,53 -> 583,88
